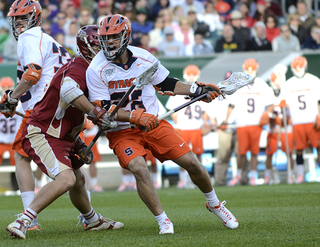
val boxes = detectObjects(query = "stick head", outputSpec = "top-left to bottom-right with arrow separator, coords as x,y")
217,72 -> 253,95
133,62 -> 159,89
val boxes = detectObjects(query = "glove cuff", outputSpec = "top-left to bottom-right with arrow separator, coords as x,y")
6,90 -> 19,105
189,81 -> 200,97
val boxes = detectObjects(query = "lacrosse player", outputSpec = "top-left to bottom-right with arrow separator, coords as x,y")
5,25 -> 126,240
86,14 -> 238,235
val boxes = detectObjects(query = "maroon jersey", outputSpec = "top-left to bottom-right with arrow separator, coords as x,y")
28,57 -> 89,142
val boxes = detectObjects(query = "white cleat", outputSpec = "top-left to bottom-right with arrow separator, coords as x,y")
83,214 -> 124,231
159,218 -> 174,234
6,216 -> 31,239
206,201 -> 239,229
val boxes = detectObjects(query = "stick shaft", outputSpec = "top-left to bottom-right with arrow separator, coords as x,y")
282,106 -> 292,181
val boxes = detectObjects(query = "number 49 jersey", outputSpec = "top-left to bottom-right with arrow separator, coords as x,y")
0,103 -> 23,144
86,46 -> 169,131
17,27 -> 71,112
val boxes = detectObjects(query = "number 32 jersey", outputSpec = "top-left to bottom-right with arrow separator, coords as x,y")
86,46 -> 169,131
16,27 -> 71,112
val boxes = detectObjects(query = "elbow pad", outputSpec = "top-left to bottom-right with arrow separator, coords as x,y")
60,77 -> 84,104
22,63 -> 43,85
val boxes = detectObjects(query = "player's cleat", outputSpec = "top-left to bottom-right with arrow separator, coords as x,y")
296,174 -> 304,184
83,214 -> 124,231
206,200 -> 238,229
117,182 -> 129,192
27,218 -> 41,231
91,184 -> 104,193
249,177 -> 256,186
6,215 -> 31,239
77,214 -> 87,229
153,181 -> 161,190
229,176 -> 240,186
34,186 -> 41,194
159,218 -> 174,234
263,176 -> 271,185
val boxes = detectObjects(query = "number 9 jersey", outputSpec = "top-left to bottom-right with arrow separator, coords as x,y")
86,46 -> 169,131
17,27 -> 71,112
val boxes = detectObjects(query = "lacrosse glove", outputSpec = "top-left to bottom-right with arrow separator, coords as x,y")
0,90 -> 19,118
73,137 -> 93,164
87,105 -> 118,130
189,82 -> 221,102
130,108 -> 160,132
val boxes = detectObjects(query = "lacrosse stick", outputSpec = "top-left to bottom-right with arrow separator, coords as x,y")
158,72 -> 253,121
282,105 -> 292,183
0,103 -> 24,118
83,62 -> 159,156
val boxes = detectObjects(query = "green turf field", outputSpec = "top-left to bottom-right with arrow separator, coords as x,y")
1,183 -> 319,246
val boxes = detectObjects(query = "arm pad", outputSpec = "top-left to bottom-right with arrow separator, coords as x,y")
61,77 -> 84,104
22,63 -> 42,85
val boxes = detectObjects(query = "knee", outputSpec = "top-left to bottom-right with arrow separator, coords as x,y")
56,170 -> 76,191
184,155 -> 203,174
129,160 -> 149,180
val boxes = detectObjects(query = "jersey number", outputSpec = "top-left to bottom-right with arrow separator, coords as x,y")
110,90 -> 145,111
52,42 -> 72,73
184,105 -> 202,119
247,98 -> 255,113
0,118 -> 16,134
298,95 -> 306,110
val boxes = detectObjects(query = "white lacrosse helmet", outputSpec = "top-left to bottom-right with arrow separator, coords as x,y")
291,56 -> 307,78
242,58 -> 259,79
270,64 -> 287,90
183,64 -> 200,84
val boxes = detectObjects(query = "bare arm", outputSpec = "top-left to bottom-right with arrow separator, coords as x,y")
10,78 -> 33,99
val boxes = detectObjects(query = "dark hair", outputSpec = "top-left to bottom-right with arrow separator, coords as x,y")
265,14 -> 278,27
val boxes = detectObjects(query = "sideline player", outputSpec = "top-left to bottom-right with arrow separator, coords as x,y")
279,56 -> 320,183
86,14 -> 238,234
227,59 -> 275,186
0,0 -> 72,230
165,64 -> 207,189
5,25 -> 124,240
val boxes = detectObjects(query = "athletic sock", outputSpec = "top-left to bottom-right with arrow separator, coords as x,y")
23,208 -> 37,221
179,170 -> 188,181
203,188 -> 220,207
82,207 -> 99,224
21,191 -> 35,210
251,170 -> 257,179
122,174 -> 131,185
36,180 -> 41,188
297,165 -> 304,176
236,169 -> 242,178
155,211 -> 168,224
265,169 -> 271,178
152,172 -> 158,183
91,177 -> 98,188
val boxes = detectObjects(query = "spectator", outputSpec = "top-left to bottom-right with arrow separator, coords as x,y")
41,19 -> 52,35
245,21 -> 272,51
264,0 -> 283,17
93,0 -> 114,23
158,26 -> 185,56
272,24 -> 300,52
0,19 -> 10,56
138,33 -> 158,55
287,13 -> 308,45
148,16 -> 164,49
197,2 -> 224,34
122,2 -> 135,22
215,24 -> 245,52
192,31 -> 214,55
229,10 -> 251,47
159,8 -> 180,31
181,0 -> 205,15
238,2 -> 253,28
131,7 -> 154,46
211,0 -> 231,17
234,0 -> 257,18
296,0 -> 316,34
151,0 -> 169,21
252,0 -> 268,25
51,12 -> 67,36
172,5 -> 185,24
64,22 -> 80,56
174,16 -> 195,56
303,25 -> 320,49
187,6 -> 210,39
64,1 -> 78,35
79,7 -> 94,27
265,15 -> 280,42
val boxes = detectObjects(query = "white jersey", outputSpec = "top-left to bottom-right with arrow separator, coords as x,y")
229,77 -> 275,127
206,95 -> 237,125
279,73 -> 320,125
165,95 -> 206,130
0,103 -> 23,144
86,46 -> 169,131
17,27 -> 71,112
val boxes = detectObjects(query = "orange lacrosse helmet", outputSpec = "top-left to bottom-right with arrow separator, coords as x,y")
0,77 -> 14,88
7,0 -> 42,41
98,14 -> 131,61
183,65 -> 200,83
269,64 -> 287,91
291,56 -> 307,78
242,58 -> 259,78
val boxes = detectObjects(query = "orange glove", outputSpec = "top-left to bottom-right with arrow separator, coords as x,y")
189,81 -> 221,103
279,100 -> 287,108
0,90 -> 18,118
259,111 -> 270,126
219,122 -> 228,131
314,114 -> 320,130
130,108 -> 160,132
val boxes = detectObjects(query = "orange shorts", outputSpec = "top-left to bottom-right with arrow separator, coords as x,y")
237,126 -> 262,155
179,129 -> 203,155
293,123 -> 320,150
107,120 -> 191,169
12,109 -> 32,157
145,149 -> 156,165
84,135 -> 101,162
265,132 -> 293,155
0,143 -> 15,165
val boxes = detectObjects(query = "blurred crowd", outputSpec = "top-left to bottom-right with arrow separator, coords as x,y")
1,0 -> 320,61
